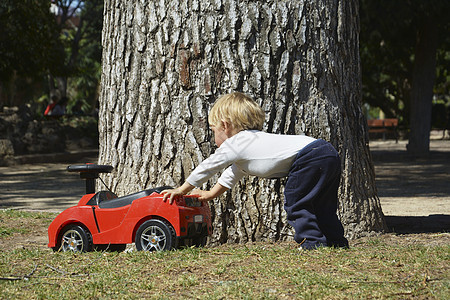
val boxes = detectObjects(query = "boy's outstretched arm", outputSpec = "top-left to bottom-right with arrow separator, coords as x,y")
161,182 -> 229,203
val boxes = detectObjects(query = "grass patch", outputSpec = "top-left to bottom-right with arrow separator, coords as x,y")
1,209 -> 53,219
0,210 -> 449,299
0,226 -> 27,237
0,209 -> 56,239
0,209 -> 54,237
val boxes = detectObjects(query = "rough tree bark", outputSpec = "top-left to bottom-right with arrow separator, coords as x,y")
98,0 -> 386,243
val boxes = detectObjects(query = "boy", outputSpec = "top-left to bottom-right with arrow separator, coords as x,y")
162,92 -> 348,249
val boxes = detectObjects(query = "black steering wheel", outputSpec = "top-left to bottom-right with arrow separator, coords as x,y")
67,164 -> 113,194
67,164 -> 113,174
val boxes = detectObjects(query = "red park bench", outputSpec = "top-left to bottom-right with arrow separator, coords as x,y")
367,118 -> 399,143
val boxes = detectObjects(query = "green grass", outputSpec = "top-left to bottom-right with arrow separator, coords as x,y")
0,210 -> 449,299
1,208 -> 53,219
0,209 -> 53,237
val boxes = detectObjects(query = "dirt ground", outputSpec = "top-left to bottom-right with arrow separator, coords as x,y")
370,138 -> 450,234
0,137 -> 449,250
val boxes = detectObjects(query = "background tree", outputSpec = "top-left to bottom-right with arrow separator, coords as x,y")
360,0 -> 450,156
51,0 -> 104,110
0,0 -> 103,114
98,0 -> 385,242
0,0 -> 63,107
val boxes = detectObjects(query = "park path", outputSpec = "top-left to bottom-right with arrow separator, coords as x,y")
1,139 -> 449,232
371,139 -> 450,217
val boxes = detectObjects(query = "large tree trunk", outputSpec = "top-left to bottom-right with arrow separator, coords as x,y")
407,16 -> 438,157
98,0 -> 386,243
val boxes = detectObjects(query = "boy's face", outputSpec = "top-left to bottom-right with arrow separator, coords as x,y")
210,120 -> 240,147
210,125 -> 227,147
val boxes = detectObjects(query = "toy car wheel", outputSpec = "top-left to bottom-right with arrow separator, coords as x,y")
135,219 -> 174,252
57,225 -> 93,252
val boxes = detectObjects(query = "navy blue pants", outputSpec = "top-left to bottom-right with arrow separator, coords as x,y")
284,139 -> 348,249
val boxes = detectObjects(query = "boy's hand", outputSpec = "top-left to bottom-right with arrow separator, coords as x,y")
190,183 -> 229,202
161,188 -> 184,204
190,189 -> 213,202
161,182 -> 195,204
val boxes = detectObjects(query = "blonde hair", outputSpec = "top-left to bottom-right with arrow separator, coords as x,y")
208,92 -> 265,131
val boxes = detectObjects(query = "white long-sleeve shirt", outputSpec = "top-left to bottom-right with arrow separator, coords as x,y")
186,130 -> 316,189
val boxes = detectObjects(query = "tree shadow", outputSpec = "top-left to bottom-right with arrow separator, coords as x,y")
372,143 -> 450,234
385,215 -> 450,234
0,160 -> 95,211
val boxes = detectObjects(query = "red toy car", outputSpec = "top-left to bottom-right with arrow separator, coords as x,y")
47,164 -> 212,252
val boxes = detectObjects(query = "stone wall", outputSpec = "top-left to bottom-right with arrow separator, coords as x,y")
0,105 -> 98,166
